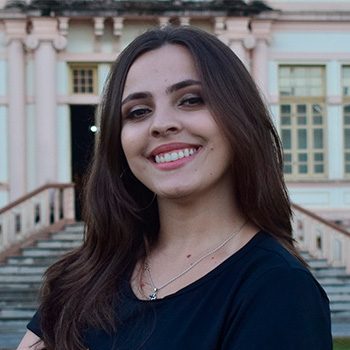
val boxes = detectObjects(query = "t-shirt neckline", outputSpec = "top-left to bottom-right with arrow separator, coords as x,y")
126,230 -> 266,303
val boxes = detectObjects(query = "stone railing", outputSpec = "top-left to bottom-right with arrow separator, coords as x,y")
0,183 -> 75,255
292,203 -> 350,273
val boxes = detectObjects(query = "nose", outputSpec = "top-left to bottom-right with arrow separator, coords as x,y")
149,108 -> 182,138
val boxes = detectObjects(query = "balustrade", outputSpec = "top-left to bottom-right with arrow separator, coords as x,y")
293,203 -> 350,273
0,183 -> 75,254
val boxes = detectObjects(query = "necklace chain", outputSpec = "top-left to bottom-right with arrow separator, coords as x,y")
144,220 -> 247,300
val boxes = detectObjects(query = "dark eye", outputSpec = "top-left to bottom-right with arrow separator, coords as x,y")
125,107 -> 152,120
179,95 -> 204,107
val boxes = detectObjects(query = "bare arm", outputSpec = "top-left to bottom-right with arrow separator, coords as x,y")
17,330 -> 45,350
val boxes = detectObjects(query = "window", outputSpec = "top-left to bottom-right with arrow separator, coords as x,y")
279,66 -> 326,179
70,65 -> 97,94
343,66 -> 350,176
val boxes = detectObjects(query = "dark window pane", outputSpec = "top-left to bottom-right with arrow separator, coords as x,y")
298,129 -> 307,149
298,153 -> 307,161
281,104 -> 291,114
314,164 -> 324,173
297,116 -> 307,125
299,164 -> 308,173
313,116 -> 323,125
282,130 -> 291,149
345,129 -> 350,148
314,129 -> 323,149
297,104 -> 307,114
314,153 -> 324,161
284,164 -> 292,174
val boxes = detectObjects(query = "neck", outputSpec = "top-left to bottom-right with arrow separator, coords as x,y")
155,186 -> 244,252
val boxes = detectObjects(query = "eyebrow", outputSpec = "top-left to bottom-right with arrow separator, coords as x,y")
121,79 -> 202,106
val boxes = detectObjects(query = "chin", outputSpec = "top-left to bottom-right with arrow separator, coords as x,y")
155,185 -> 194,200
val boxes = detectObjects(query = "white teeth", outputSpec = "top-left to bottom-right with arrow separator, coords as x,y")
154,148 -> 198,164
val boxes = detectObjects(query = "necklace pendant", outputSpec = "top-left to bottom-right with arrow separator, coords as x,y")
149,288 -> 158,300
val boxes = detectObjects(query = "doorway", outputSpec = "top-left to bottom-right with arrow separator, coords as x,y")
70,105 -> 97,220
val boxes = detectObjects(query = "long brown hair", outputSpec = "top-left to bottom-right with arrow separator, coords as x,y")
39,25 -> 300,350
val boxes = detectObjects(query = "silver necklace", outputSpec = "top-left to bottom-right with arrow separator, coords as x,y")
144,221 -> 247,300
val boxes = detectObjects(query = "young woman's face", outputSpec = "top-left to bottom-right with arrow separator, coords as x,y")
121,44 -> 233,200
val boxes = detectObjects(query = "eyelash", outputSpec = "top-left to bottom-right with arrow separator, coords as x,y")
125,107 -> 152,120
123,94 -> 204,121
178,95 -> 204,107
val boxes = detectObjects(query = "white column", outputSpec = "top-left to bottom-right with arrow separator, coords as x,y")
326,61 -> 343,180
8,38 -> 26,200
229,40 -> 248,68
252,39 -> 269,100
34,40 -> 57,185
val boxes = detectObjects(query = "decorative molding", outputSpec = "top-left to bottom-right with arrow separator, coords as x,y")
179,17 -> 190,26
24,34 -> 39,51
272,21 -> 350,32
3,19 -> 27,44
225,17 -> 250,40
57,95 -> 100,105
269,52 -> 350,61
94,17 -> 105,37
58,17 -> 69,36
53,35 -> 67,51
113,17 -> 123,37
243,34 -> 256,50
214,16 -> 226,35
58,52 -> 117,62
327,95 -> 343,105
158,16 -> 169,27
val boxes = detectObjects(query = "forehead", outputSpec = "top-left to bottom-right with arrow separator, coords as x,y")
122,44 -> 199,96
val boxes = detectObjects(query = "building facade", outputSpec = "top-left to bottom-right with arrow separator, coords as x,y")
0,0 -> 349,226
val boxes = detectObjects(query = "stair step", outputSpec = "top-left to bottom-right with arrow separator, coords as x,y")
329,294 -> 350,302
21,247 -> 72,257
307,260 -> 330,268
0,282 -> 41,289
0,274 -> 43,283
312,267 -> 347,277
36,240 -> 82,249
0,265 -> 47,274
0,308 -> 36,319
51,232 -> 84,240
324,285 -> 350,294
64,223 -> 84,231
313,277 -> 350,285
7,256 -> 59,265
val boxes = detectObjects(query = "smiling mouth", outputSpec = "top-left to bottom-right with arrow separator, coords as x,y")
153,147 -> 200,164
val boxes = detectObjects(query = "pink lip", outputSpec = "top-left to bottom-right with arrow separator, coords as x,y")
148,143 -> 202,171
149,142 -> 200,157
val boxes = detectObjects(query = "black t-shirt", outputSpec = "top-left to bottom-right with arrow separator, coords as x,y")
27,231 -> 332,349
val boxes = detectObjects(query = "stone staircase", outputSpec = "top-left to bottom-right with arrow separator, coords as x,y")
302,253 -> 350,337
0,224 -> 350,349
0,223 -> 84,350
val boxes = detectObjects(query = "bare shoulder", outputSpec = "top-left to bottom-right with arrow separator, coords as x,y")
17,330 -> 45,350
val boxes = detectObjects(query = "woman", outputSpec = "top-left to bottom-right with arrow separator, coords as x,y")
18,25 -> 331,350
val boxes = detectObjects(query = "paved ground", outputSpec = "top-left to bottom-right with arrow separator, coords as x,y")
333,322 -> 350,337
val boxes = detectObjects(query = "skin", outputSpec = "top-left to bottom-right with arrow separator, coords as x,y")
16,330 -> 44,349
121,44 -> 258,299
